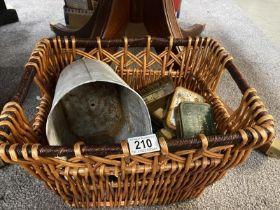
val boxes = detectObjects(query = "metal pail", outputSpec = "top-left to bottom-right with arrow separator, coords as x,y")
46,59 -> 152,146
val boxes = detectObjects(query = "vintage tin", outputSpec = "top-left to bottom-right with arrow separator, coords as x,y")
165,87 -> 205,130
46,59 -> 152,146
156,128 -> 176,140
175,102 -> 216,138
137,76 -> 175,111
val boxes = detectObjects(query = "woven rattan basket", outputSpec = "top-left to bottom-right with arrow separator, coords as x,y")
0,36 -> 275,208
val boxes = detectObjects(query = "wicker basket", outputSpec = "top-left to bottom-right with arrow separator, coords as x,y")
0,36 -> 275,208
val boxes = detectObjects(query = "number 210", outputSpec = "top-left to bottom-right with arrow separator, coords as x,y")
135,139 -> 152,149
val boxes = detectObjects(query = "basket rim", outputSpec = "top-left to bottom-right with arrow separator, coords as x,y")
0,36 -> 274,158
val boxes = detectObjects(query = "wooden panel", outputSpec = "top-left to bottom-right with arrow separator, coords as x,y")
143,0 -> 183,38
102,0 -> 130,38
130,0 -> 144,23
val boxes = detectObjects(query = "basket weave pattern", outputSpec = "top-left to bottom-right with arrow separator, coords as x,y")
0,37 -> 275,208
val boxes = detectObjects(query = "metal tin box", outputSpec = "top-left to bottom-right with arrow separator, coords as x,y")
176,102 -> 216,138
137,76 -> 174,111
165,87 -> 205,130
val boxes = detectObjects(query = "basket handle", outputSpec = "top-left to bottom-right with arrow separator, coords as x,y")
0,133 -> 269,159
225,61 -> 250,94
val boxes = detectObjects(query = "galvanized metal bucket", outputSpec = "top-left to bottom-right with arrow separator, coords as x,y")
46,59 -> 152,146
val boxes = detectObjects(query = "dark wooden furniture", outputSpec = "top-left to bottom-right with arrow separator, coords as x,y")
0,0 -> 18,26
51,0 -> 205,39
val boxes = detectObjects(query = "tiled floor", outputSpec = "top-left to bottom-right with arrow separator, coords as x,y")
235,0 -> 280,47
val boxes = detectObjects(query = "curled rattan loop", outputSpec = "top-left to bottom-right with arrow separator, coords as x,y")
64,36 -> 69,50
236,129 -> 249,150
96,36 -> 103,59
72,168 -> 78,177
64,166 -> 70,176
257,115 -> 274,125
254,125 -> 268,147
262,122 -> 275,142
57,36 -> 63,52
243,88 -> 257,102
159,137 -> 169,156
22,144 -> 32,161
71,36 -> 76,58
197,134 -> 208,152
83,167 -> 89,179
120,140 -> 130,157
123,36 -> 128,51
31,144 -> 41,160
167,36 -> 174,61
146,35 -> 151,58
9,144 -> 19,162
123,36 -> 128,67
0,143 -> 11,163
168,36 -> 174,51
74,141 -> 85,157
64,36 -> 70,63
222,55 -> 233,68
0,131 -> 14,143
52,37 -> 58,53
246,128 -> 259,148
99,165 -> 105,177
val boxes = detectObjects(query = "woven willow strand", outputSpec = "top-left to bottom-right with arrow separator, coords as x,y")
0,36 -> 274,208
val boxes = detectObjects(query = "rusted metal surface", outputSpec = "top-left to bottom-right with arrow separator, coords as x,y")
59,82 -> 125,145
46,59 -> 152,146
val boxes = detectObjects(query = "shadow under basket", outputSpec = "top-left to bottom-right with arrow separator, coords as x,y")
0,36 -> 275,208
